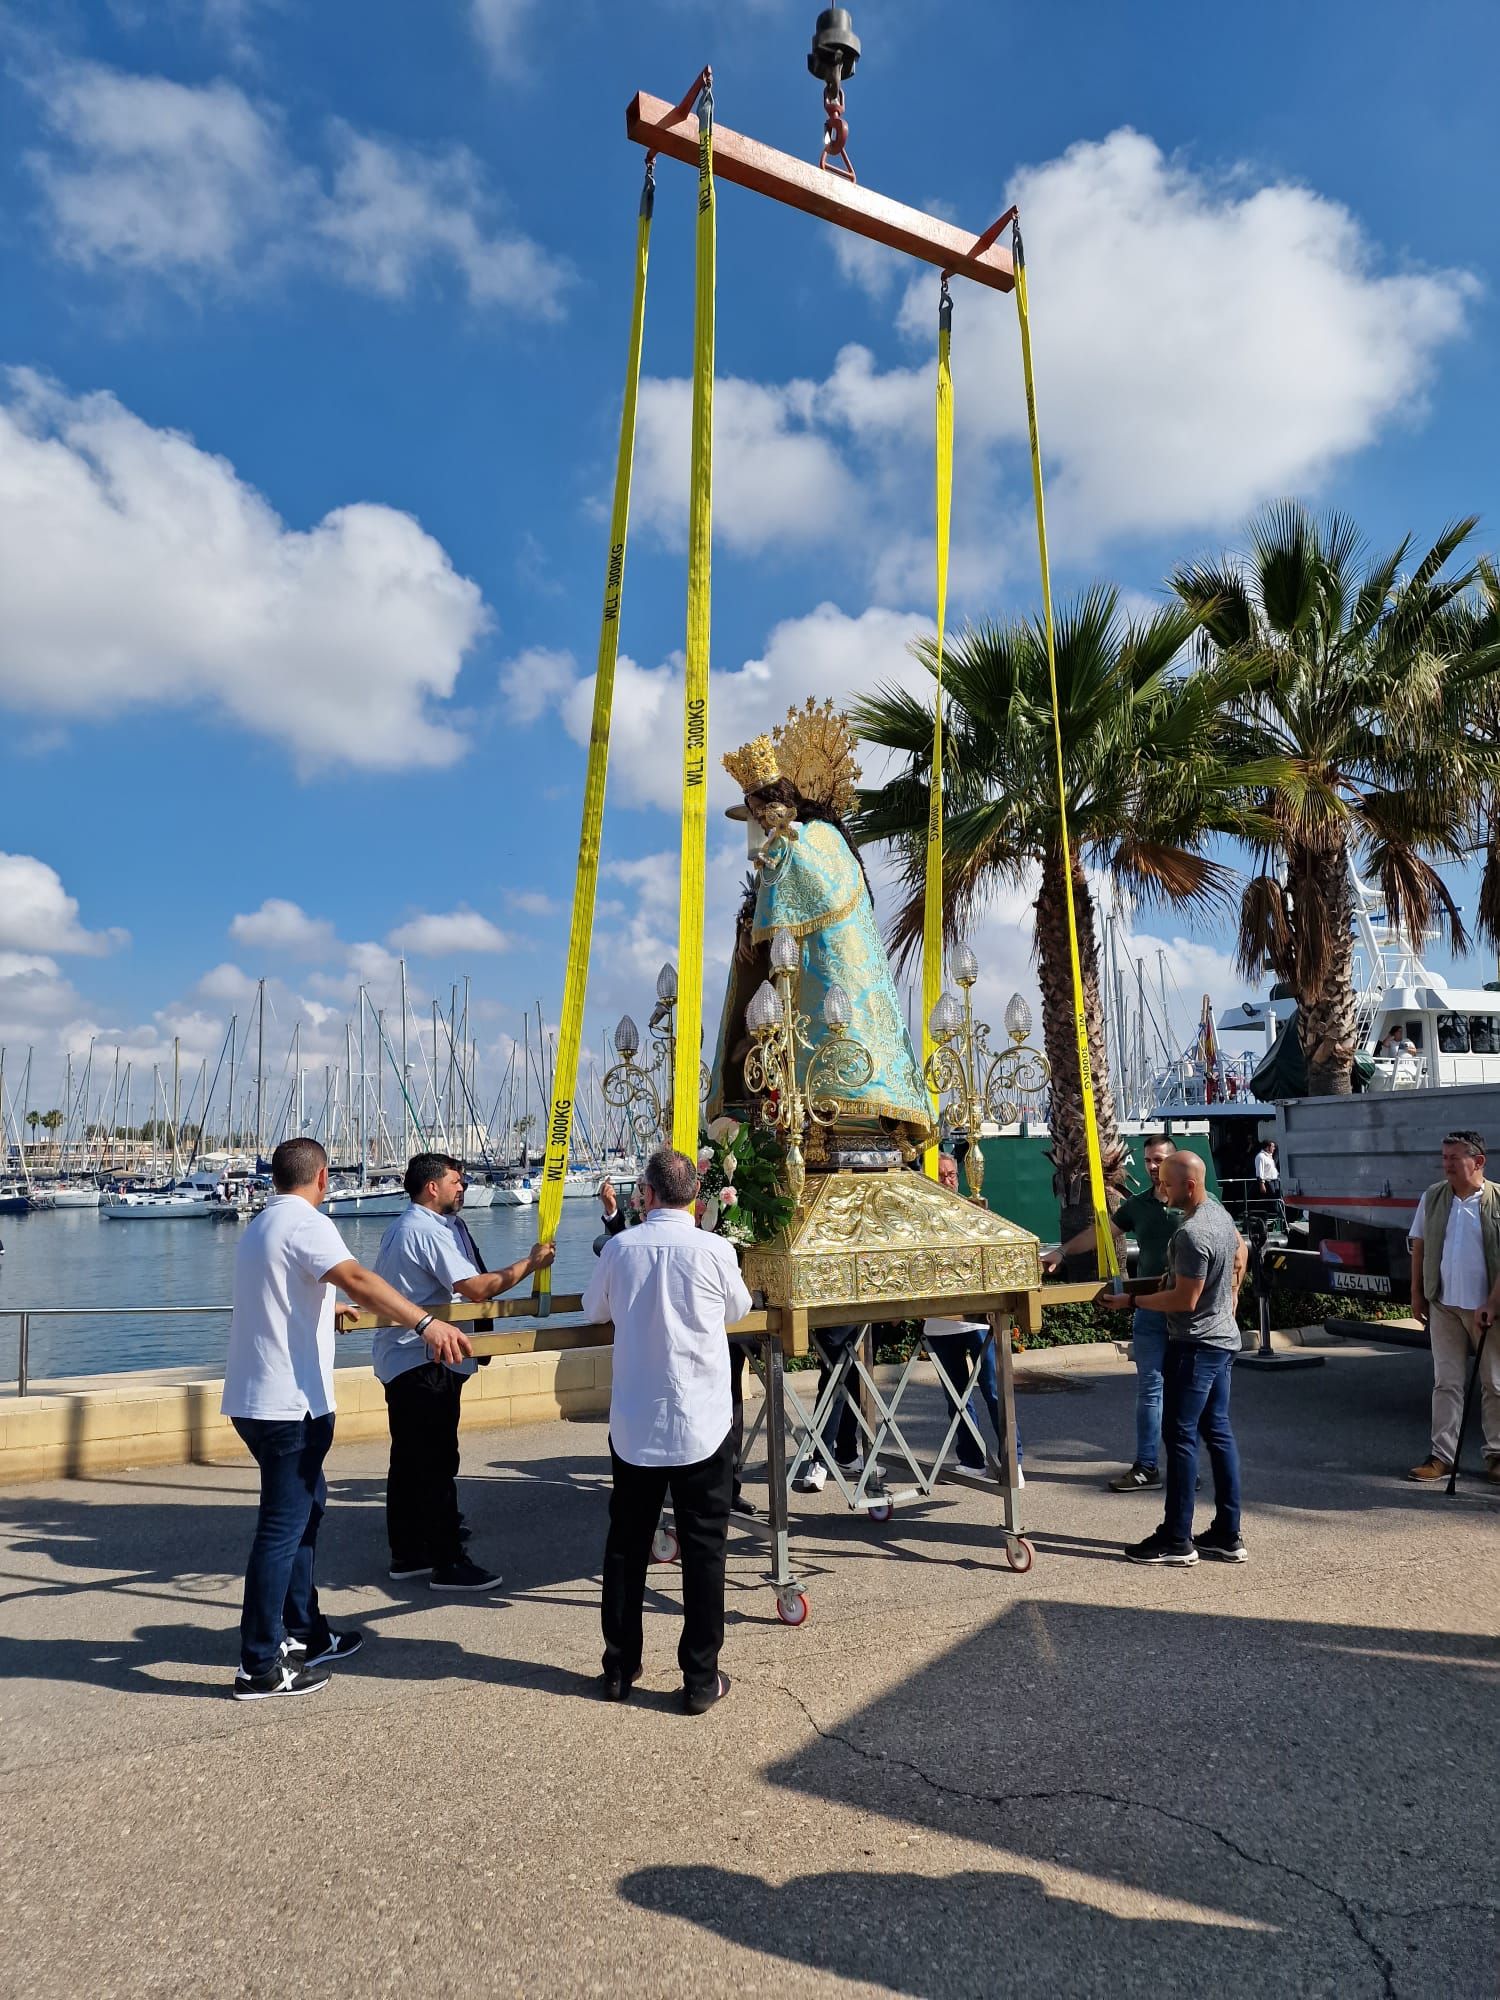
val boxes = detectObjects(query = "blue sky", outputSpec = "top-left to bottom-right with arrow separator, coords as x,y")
1,0 -> 1497,1120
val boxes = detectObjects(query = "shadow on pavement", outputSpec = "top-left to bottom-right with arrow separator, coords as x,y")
619,1862 -> 1368,1996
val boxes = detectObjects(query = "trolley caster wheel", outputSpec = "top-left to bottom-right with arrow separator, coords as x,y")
1005,1536 -> 1035,1574
651,1526 -> 680,1565
867,1500 -> 893,1525
775,1589 -> 810,1627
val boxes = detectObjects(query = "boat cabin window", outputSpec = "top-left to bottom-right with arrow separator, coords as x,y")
1468,1014 -> 1500,1055
1437,1012 -> 1471,1054
1379,1020 -> 1422,1050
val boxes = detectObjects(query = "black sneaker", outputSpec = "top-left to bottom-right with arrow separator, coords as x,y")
430,1558 -> 502,1593
683,1670 -> 731,1716
1193,1524 -> 1249,1564
1124,1530 -> 1199,1567
1110,1463 -> 1162,1492
286,1629 -> 364,1667
232,1658 -> 332,1701
388,1559 -> 433,1580
730,1492 -> 758,1518
601,1665 -> 643,1703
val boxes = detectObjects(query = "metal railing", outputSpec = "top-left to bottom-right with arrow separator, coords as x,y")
2,1305 -> 232,1397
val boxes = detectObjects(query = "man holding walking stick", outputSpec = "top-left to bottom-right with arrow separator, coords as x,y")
1407,1131 -> 1500,1486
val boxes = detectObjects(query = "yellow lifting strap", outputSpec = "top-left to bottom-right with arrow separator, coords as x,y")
533,166 -> 655,1304
672,83 -> 715,1157
1013,219 -> 1118,1279
921,279 -> 954,1182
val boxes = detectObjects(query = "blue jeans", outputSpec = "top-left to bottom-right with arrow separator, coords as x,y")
1131,1309 -> 1169,1471
232,1413 -> 335,1676
1161,1342 -> 1241,1546
929,1328 -> 1022,1467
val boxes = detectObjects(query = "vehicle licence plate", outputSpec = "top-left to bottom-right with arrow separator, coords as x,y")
1329,1271 -> 1392,1295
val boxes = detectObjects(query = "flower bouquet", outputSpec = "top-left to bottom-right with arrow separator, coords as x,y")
696,1116 -> 795,1247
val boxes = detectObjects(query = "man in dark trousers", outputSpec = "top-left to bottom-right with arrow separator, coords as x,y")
583,1146 -> 752,1713
373,1153 -> 553,1592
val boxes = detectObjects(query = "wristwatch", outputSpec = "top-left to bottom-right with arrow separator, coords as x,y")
414,1313 -> 434,1336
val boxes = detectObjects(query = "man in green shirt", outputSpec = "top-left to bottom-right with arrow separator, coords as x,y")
1044,1133 -> 1181,1491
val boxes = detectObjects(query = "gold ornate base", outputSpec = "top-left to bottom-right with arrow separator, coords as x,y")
742,1167 -> 1041,1312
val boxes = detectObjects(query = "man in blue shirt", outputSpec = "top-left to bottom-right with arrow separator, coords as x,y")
373,1152 -> 553,1592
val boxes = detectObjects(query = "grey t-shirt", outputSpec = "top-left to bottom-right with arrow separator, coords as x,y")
1165,1200 -> 1243,1349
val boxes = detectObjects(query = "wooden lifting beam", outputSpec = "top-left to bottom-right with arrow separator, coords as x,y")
625,91 -> 1015,293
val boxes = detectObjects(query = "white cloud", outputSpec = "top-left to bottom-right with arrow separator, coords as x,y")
387,909 -> 511,955
637,128 -> 1475,576
0,853 -> 126,956
28,64 -> 293,275
470,0 -> 535,73
196,961 -> 259,1002
0,371 -> 488,771
497,646 -> 578,725
828,229 -> 904,302
229,899 -> 338,958
507,889 -> 560,917
507,602 -> 933,815
27,62 -> 570,314
316,126 -> 570,317
632,378 -> 861,555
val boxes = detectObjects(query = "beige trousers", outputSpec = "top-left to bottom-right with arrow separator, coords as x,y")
1428,1301 -> 1500,1465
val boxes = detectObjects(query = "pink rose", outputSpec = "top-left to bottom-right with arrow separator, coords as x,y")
720,1185 -> 737,1207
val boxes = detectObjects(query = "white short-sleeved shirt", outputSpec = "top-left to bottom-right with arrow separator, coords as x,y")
1409,1188 -> 1488,1311
1254,1149 -> 1278,1183
221,1195 -> 352,1420
581,1206 -> 753,1467
371,1202 -> 479,1384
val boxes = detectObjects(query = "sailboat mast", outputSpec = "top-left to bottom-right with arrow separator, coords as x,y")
358,988 -> 368,1184
255,978 -> 267,1164
170,1038 -> 181,1178
227,1014 -> 238,1159
399,958 -> 410,1162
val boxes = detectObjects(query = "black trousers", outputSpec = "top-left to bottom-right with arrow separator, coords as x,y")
602,1428 -> 734,1695
728,1339 -> 751,1499
384,1361 -> 466,1568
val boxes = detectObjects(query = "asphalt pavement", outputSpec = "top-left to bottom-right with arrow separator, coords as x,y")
1,1335 -> 1496,1999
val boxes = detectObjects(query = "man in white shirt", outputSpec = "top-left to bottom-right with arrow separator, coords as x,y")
1407,1130 -> 1500,1484
1253,1140 -> 1280,1197
222,1137 -> 472,1700
581,1146 -> 751,1714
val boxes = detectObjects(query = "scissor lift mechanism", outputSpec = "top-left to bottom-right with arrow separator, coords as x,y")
352,1283 -> 1098,1626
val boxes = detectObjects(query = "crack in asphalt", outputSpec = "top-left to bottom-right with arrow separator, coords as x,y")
766,1680 -> 1498,1999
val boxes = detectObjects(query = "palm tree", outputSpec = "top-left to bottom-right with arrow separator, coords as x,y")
851,586 -> 1271,1243
25,1109 -> 40,1147
1174,505 -> 1500,1095
40,1108 -> 64,1161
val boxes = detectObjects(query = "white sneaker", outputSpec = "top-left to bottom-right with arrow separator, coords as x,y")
833,1452 -> 864,1478
792,1461 -> 828,1493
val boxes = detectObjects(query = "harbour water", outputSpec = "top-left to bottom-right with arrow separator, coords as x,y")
0,1199 -> 606,1385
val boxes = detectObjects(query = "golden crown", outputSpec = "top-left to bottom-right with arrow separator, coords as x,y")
772,698 -> 861,818
722,733 -> 781,794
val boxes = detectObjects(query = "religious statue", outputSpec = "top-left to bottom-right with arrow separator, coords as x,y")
708,698 -> 935,1167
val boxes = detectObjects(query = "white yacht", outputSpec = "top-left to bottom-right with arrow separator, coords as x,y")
459,1181 -> 494,1211
103,1180 -> 239,1220
1212,869 -> 1500,1094
324,1178 -> 407,1219
42,1182 -> 102,1210
492,1174 -> 537,1208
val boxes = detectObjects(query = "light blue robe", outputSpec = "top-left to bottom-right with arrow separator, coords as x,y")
708,819 -> 935,1141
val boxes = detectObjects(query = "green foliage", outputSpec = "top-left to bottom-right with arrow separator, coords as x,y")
699,1117 -> 795,1247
